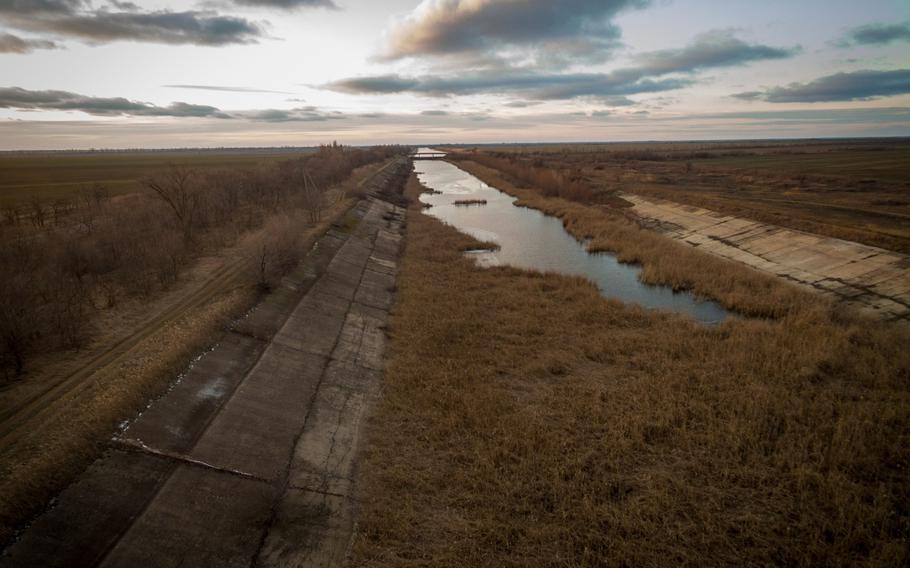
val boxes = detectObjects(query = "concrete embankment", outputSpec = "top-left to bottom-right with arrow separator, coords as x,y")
1,160 -> 409,567
624,193 -> 910,321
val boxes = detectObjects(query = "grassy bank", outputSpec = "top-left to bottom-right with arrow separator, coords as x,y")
450,158 -> 809,318
350,174 -> 909,566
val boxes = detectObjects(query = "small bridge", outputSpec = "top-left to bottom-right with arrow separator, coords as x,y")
411,151 -> 447,160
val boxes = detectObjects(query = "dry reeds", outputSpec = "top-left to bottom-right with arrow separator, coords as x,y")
350,174 -> 910,566
453,159 -> 809,318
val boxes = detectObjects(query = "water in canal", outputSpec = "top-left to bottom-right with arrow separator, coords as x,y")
415,158 -> 729,324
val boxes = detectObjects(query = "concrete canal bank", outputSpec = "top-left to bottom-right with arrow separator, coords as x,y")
2,161 -> 409,567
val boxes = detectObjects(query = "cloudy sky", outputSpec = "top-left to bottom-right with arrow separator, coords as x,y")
1,0 -> 909,149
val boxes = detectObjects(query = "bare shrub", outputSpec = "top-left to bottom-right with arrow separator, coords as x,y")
143,166 -> 201,243
253,214 -> 302,290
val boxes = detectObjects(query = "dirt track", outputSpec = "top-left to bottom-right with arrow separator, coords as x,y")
0,257 -> 248,445
2,159 -> 409,566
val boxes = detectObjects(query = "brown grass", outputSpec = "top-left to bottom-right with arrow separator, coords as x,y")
350,174 -> 910,566
450,158 -> 808,318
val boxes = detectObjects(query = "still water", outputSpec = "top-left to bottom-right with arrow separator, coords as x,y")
415,157 -> 729,324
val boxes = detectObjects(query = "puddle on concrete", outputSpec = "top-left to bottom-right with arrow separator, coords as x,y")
415,154 -> 729,324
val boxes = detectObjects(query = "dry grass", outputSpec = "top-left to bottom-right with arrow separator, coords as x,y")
350,174 -> 910,566
451,158 -> 808,318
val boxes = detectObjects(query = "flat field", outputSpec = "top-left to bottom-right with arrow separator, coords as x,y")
449,139 -> 910,253
0,148 -> 309,205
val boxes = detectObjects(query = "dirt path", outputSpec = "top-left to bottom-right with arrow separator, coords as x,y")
0,257 -> 249,443
1,158 -> 408,566
624,193 -> 910,321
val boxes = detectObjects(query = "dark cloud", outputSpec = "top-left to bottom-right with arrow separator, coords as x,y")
382,0 -> 650,67
0,86 -> 354,122
732,69 -> 910,102
327,31 -> 795,101
230,0 -> 338,9
420,110 -> 448,116
107,1 -> 139,10
837,22 -> 910,46
0,1 -> 263,46
693,107 -> 910,123
164,84 -> 294,94
327,70 -> 694,100
0,0 -> 86,13
0,86 -> 230,117
0,32 -> 60,53
503,100 -> 542,108
235,107 -> 346,122
631,30 -> 798,74
601,96 -> 635,107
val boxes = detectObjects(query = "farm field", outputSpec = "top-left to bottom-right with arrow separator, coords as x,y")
0,148 -> 310,206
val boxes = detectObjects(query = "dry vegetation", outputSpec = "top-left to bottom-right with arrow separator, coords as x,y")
0,146 -> 407,544
351,174 -> 910,566
0,144 -> 405,379
447,139 -> 910,254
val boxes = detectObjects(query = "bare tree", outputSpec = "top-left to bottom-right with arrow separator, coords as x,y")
28,196 -> 46,228
143,166 -> 200,243
288,163 -> 336,223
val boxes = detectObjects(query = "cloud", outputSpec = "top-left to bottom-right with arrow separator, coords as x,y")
503,100 -> 542,108
0,32 -> 60,53
0,1 -> 263,46
601,96 -> 635,107
0,86 -> 230,117
836,21 -> 910,46
164,84 -> 294,94
732,69 -> 910,102
326,31 -> 795,101
631,29 -> 798,74
229,0 -> 338,9
325,69 -> 695,100
0,86 -> 354,122
420,110 -> 448,116
381,0 -> 650,68
234,107 -> 346,122
692,107 -> 910,123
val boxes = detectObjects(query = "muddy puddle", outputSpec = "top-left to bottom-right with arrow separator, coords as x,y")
415,154 -> 729,324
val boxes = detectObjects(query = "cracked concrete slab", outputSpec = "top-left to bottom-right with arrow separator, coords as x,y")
625,193 -> 910,321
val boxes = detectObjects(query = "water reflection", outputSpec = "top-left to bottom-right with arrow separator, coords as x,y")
415,157 -> 729,324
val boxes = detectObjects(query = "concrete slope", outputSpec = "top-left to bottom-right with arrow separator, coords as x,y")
624,193 -> 910,321
1,193 -> 406,568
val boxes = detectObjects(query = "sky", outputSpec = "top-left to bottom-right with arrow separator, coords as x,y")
1,0 -> 909,149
